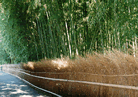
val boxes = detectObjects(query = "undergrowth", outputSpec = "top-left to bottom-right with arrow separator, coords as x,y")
18,50 -> 138,96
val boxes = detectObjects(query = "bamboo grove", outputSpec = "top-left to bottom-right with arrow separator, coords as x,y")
0,0 -> 138,64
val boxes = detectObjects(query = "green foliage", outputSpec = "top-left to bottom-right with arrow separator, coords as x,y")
0,0 -> 138,63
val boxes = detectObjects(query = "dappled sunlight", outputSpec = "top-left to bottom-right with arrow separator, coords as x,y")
20,95 -> 33,97
10,89 -> 28,94
0,83 -> 30,96
27,62 -> 35,70
0,70 -> 48,96
51,59 -> 68,70
2,87 -> 13,90
20,95 -> 44,97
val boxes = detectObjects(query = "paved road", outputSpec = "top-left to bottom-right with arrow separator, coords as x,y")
0,70 -> 50,97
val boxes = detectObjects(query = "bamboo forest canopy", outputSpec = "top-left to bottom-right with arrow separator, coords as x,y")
0,0 -> 138,64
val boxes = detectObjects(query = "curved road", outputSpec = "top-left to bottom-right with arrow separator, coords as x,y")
0,70 -> 51,97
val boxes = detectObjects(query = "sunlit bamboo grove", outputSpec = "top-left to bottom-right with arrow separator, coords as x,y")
0,0 -> 138,64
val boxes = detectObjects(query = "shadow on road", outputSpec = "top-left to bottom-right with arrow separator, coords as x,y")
0,70 -> 51,97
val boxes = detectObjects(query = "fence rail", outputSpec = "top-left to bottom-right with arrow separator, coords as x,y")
1,64 -> 138,97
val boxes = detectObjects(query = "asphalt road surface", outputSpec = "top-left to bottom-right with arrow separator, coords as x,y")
0,70 -> 51,97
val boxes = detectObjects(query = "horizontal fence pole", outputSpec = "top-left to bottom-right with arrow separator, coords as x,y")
2,64 -> 138,91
